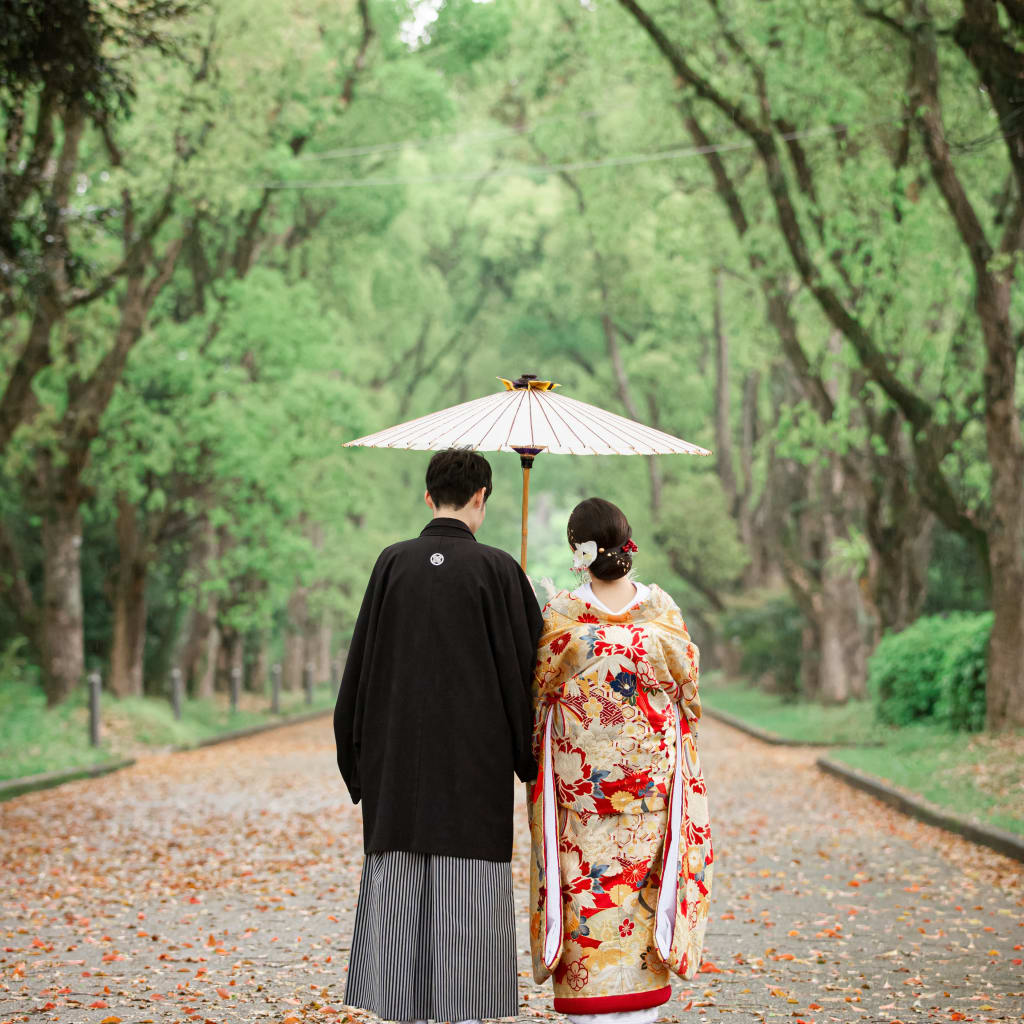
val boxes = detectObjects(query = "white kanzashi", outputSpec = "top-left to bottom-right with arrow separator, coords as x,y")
571,540 -> 598,571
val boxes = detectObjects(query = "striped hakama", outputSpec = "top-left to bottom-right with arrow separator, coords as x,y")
345,851 -> 518,1022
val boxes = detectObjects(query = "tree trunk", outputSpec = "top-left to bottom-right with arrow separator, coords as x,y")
800,624 -> 821,700
983,328 -> 1024,729
249,632 -> 269,693
108,494 -> 147,698
712,269 -> 738,510
196,621 -> 219,698
40,495 -> 84,706
815,395 -> 871,703
315,614 -> 332,684
178,517 -> 220,698
817,569 -> 868,703
907,11 -> 1024,727
283,584 -> 308,690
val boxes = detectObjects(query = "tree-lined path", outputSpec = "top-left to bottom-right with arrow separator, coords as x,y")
1,718 -> 1021,1024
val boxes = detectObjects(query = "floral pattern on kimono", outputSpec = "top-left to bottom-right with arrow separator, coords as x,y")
527,585 -> 713,1014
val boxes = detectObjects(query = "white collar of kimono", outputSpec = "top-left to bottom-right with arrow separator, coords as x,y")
571,580 -> 650,616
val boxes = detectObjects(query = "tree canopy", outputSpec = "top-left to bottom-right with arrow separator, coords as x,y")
1,0 -> 1020,727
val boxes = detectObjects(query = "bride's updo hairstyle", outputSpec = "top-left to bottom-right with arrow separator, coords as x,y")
567,497 -> 634,581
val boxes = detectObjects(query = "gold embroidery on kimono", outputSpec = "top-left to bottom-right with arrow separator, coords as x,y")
527,585 -> 713,1014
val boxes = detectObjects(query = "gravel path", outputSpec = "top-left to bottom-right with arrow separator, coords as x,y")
1,716 -> 1021,1024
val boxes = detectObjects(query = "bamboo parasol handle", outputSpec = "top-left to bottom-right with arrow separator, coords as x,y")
517,452 -> 537,570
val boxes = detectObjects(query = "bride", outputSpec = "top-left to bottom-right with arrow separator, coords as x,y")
528,497 -> 713,1024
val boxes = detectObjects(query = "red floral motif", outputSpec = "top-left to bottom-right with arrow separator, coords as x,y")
550,631 -> 573,654
684,643 -> 698,677
686,819 -> 712,847
619,919 -> 635,937
593,624 -> 647,662
578,612 -> 599,623
602,854 -> 652,891
565,959 -> 590,991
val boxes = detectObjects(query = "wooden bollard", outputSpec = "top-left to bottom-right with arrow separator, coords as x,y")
88,671 -> 102,747
230,665 -> 241,714
271,663 -> 281,714
171,667 -> 184,721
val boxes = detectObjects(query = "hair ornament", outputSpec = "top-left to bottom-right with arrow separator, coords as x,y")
571,540 -> 598,574
621,538 -> 638,554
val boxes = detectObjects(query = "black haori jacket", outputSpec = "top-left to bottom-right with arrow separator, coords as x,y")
334,518 -> 544,862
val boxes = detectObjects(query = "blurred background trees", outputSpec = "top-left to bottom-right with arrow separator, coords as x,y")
1,0 -> 1020,732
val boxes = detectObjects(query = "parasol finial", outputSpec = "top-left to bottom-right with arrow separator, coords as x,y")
499,373 -> 560,392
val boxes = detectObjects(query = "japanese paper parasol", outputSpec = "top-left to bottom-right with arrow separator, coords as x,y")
344,373 -> 711,569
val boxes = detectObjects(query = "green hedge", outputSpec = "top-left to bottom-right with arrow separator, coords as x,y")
720,594 -> 804,699
868,612 -> 991,731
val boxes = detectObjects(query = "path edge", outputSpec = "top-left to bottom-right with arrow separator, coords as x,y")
817,756 -> 1024,863
0,758 -> 136,803
0,708 -> 333,803
179,707 -> 332,751
702,705 -> 833,747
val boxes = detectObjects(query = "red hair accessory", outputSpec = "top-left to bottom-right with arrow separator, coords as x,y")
621,539 -> 638,554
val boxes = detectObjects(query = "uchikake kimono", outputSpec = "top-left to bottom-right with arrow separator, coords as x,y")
528,585 -> 713,1016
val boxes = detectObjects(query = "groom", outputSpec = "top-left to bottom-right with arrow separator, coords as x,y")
334,447 -> 542,1024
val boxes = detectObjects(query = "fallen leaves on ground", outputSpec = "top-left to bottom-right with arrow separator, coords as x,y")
1,718 -> 1021,1023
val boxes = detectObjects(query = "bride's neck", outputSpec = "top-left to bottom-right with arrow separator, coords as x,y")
589,575 -> 636,609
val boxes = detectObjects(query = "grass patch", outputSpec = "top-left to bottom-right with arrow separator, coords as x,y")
0,677 -> 335,781
700,679 -> 879,746
830,726 -> 1024,837
700,677 -> 1024,837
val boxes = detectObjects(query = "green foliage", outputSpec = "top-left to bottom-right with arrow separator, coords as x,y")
869,616 -> 954,726
0,674 -> 108,779
869,613 -> 991,731
1,0 -> 1017,719
654,475 -> 749,590
0,675 -> 335,780
0,0 -> 200,114
935,613 -> 993,733
718,592 -> 804,698
923,527 -> 990,615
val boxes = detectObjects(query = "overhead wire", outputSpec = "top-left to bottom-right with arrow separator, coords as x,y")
256,118 -> 903,191
299,107 -> 608,161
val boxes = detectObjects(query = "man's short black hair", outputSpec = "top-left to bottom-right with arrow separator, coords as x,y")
426,448 -> 493,509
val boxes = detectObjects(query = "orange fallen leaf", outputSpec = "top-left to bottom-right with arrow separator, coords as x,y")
101,1017 -> 123,1023
90,1000 -> 109,1009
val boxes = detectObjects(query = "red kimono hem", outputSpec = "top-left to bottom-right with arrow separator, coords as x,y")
553,985 -> 673,1013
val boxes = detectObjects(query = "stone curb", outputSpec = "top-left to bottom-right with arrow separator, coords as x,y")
176,707 -> 333,751
0,708 -> 334,804
702,705 -> 834,747
0,758 -> 136,803
817,755 -> 1024,864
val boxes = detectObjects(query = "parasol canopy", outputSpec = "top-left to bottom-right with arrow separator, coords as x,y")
346,374 -> 710,457
345,374 -> 711,568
